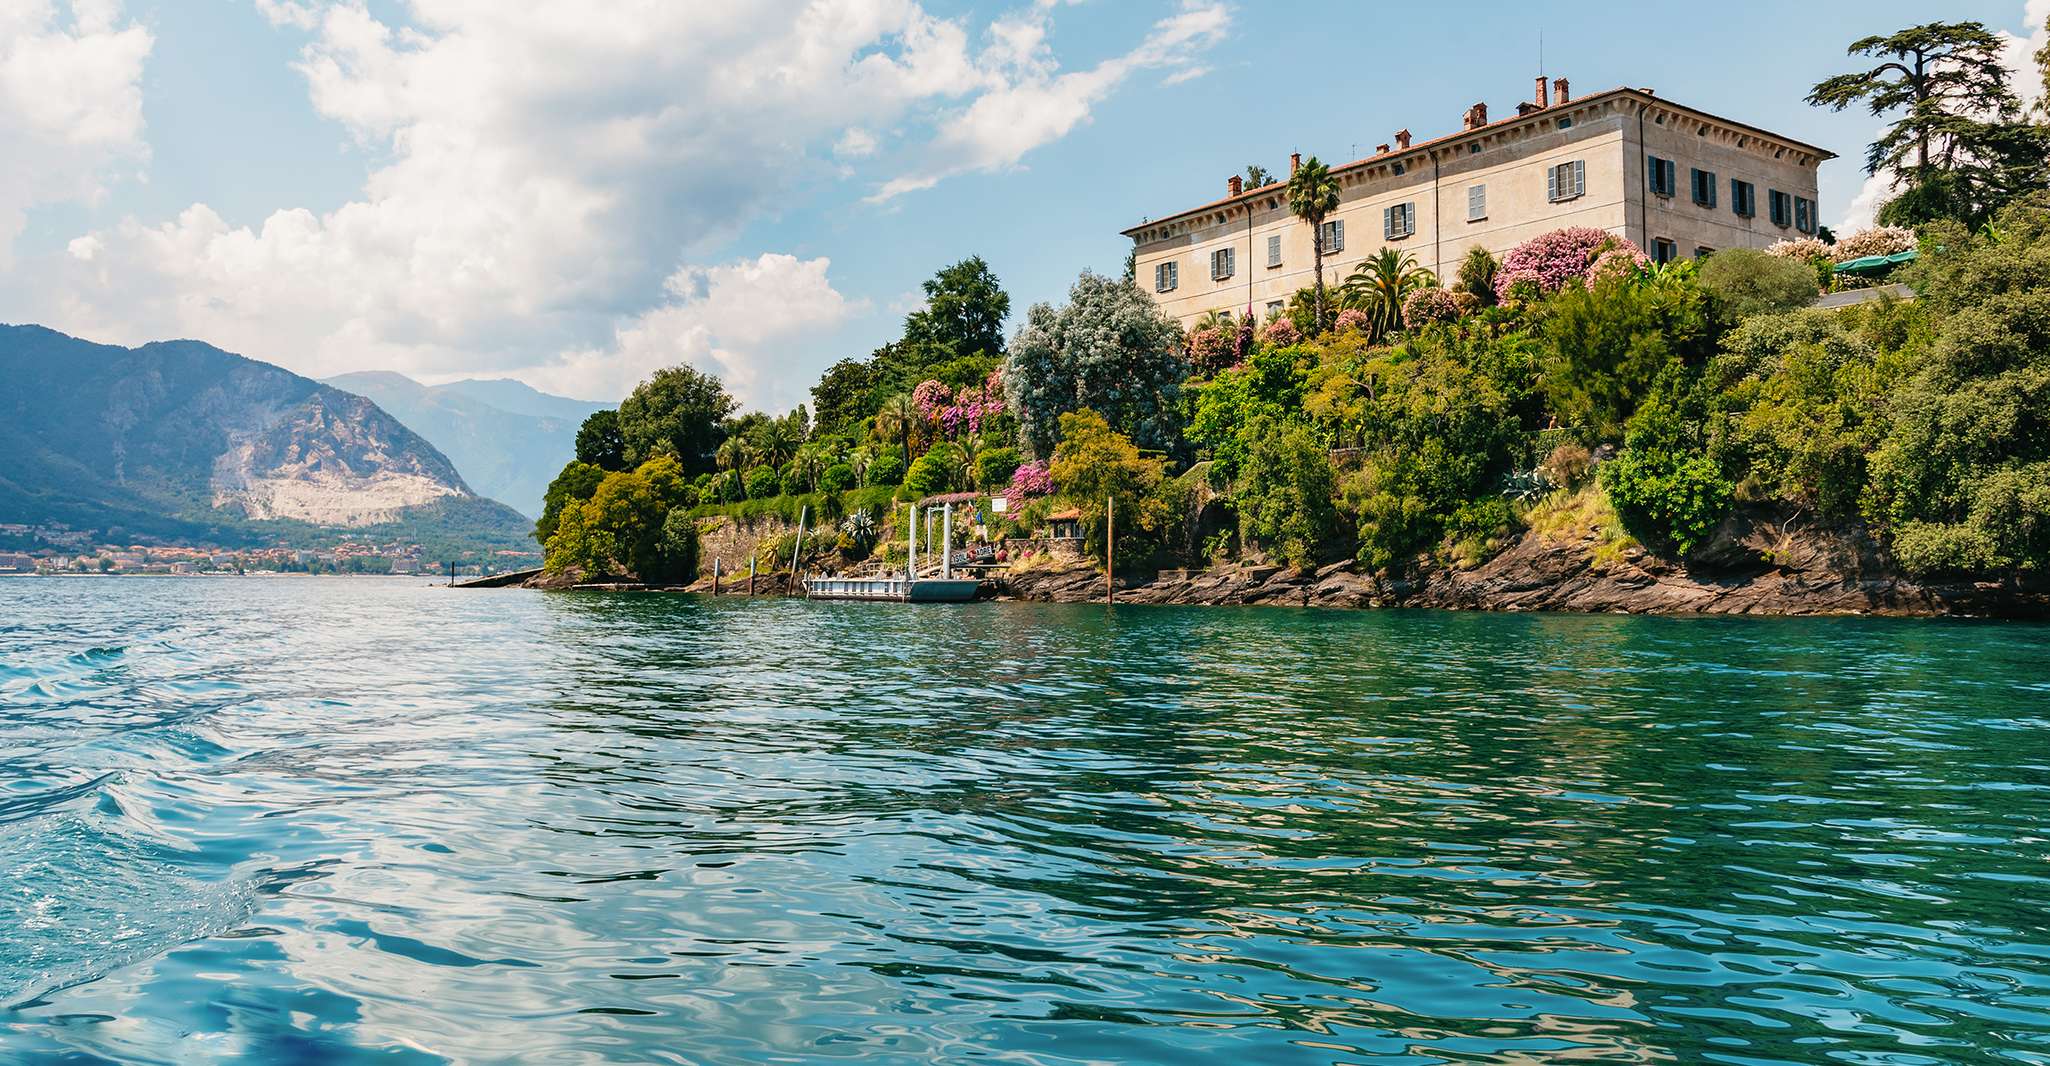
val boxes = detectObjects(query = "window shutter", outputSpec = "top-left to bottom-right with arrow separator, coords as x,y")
1333,219 -> 1344,252
1154,263 -> 1165,291
1547,166 -> 1558,202
1403,203 -> 1415,235
1225,247 -> 1234,275
1383,207 -> 1393,240
1573,160 -> 1586,198
1267,234 -> 1281,268
1468,184 -> 1484,220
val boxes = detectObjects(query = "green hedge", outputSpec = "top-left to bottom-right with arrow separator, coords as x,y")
690,485 -> 900,525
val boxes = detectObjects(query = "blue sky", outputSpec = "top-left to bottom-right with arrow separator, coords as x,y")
1,0 -> 2044,411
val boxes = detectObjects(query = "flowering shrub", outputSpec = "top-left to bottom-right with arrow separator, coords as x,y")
1401,286 -> 1462,326
914,375 -> 1005,435
911,379 -> 951,419
1765,237 -> 1832,262
1494,227 -> 1641,300
1007,459 -> 1052,497
1588,244 -> 1651,283
1333,308 -> 1369,334
1261,317 -> 1301,347
1188,327 -> 1230,373
1832,226 -> 1916,259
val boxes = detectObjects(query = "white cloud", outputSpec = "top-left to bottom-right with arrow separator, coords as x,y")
871,0 -> 1228,201
515,253 -> 864,411
17,0 -> 1215,409
1837,0 -> 2049,232
0,0 -> 151,261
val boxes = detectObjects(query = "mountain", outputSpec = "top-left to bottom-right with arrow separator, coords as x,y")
0,324 -> 532,549
323,372 -> 606,518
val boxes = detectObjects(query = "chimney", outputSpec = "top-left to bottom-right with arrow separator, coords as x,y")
1228,174 -> 1243,197
1553,77 -> 1570,104
1535,76 -> 1550,108
1463,102 -> 1488,130
1395,128 -> 1411,150
1290,152 -> 1302,176
1376,143 -> 1390,155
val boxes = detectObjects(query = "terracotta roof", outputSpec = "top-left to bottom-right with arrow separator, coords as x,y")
1121,86 -> 1835,237
1046,509 -> 1081,521
916,491 -> 981,506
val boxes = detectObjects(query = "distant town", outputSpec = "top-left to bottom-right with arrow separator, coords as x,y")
0,522 -> 540,577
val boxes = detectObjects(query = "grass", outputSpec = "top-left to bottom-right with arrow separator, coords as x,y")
1523,482 -> 1639,571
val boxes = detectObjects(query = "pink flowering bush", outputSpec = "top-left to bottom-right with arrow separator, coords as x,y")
1188,327 -> 1230,373
1494,228 -> 1648,301
913,374 -> 1006,436
1588,244 -> 1651,283
1007,460 -> 1052,498
911,379 -> 952,419
1334,308 -> 1369,334
1261,317 -> 1301,347
1401,287 -> 1462,326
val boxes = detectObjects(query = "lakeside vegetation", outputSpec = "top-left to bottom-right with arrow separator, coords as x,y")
538,18 -> 2050,587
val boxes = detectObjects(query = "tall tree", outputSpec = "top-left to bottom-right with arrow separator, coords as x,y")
1808,22 -> 2038,225
1002,271 -> 1187,460
810,356 -> 880,436
573,409 -> 626,471
1243,164 -> 1274,189
616,365 -> 737,475
902,256 -> 1010,364
1286,157 -> 1341,332
1339,249 -> 1436,340
875,393 -> 918,467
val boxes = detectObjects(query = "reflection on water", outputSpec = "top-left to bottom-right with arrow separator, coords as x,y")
2,578 -> 2047,1063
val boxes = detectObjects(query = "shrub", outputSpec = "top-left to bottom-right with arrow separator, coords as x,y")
779,465 -> 807,496
1495,227 -> 1644,300
866,452 -> 906,486
1456,246 -> 1499,306
974,446 -> 1021,489
819,463 -> 856,493
1333,308 -> 1370,334
1599,380 -> 1731,555
743,466 -> 780,499
1261,317 -> 1302,347
902,444 -> 963,499
1008,459 -> 1053,497
1832,226 -> 1916,259
1188,327 -> 1230,373
1697,248 -> 1820,323
1401,287 -> 1462,326
1538,441 -> 1593,488
1235,417 -> 1338,568
1765,237 -> 1832,262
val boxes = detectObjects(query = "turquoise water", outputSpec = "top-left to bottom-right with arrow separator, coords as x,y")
2,579 -> 2047,1064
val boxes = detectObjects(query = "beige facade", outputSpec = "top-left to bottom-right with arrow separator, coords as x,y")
1124,83 -> 1833,328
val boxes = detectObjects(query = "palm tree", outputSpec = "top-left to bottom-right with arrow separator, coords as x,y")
876,394 -> 918,467
791,443 -> 828,492
1339,248 -> 1436,340
1286,156 -> 1341,331
714,436 -> 745,472
847,444 -> 875,484
748,419 -> 798,469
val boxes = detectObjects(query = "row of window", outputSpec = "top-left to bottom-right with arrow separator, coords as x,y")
1649,156 -> 1815,233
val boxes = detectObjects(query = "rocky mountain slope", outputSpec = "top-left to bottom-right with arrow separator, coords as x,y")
0,324 -> 531,546
324,371 -> 605,518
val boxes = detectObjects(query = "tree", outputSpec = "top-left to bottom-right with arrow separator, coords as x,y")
1456,246 -> 1499,307
544,455 -> 689,578
1235,416 -> 1339,568
1002,271 -> 1187,460
1339,248 -> 1436,339
902,256 -> 1010,365
1539,268 -> 1711,440
1809,22 -> 2042,226
1601,372 -> 1732,556
1243,163 -> 1274,189
875,393 -> 918,467
1047,410 -> 1171,564
1865,199 -> 2050,575
1287,157 -> 1342,331
573,410 -> 626,471
811,357 -> 881,436
536,460 -> 606,543
746,417 -> 799,470
653,509 -> 700,586
617,365 -> 736,474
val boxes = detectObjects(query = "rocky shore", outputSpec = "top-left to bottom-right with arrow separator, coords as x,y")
1002,509 -> 2048,617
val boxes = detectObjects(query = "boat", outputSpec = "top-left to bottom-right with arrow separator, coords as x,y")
804,498 -> 984,603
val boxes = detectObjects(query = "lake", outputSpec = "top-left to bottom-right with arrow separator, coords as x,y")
2,578 -> 2047,1063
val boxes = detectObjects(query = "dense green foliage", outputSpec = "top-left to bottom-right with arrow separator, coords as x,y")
574,409 -> 627,470
1003,271 -> 1186,459
1698,249 -> 1828,326
617,365 -> 736,473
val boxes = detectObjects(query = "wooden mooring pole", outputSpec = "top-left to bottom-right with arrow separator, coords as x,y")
1105,496 -> 1115,605
713,558 -> 721,595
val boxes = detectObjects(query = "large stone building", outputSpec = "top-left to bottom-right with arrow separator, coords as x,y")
1124,78 -> 1833,328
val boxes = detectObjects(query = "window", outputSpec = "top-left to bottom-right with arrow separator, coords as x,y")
1383,202 -> 1416,239
1392,162 -> 1407,176
1320,219 -> 1345,252
1730,179 -> 1756,218
1690,168 -> 1717,208
1218,309 -> 1233,323
1153,261 -> 1178,292
1794,196 -> 1816,234
1467,183 -> 1487,221
1547,160 -> 1586,203
1768,190 -> 1793,228
1468,143 -> 1481,155
1648,156 -> 1678,197
1557,116 -> 1574,130
1695,246 -> 1715,259
1652,238 -> 1678,264
1265,300 -> 1283,315
1266,234 -> 1282,269
1210,247 -> 1235,281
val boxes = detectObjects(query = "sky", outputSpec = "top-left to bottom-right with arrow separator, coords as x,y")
2,0 -> 2045,412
